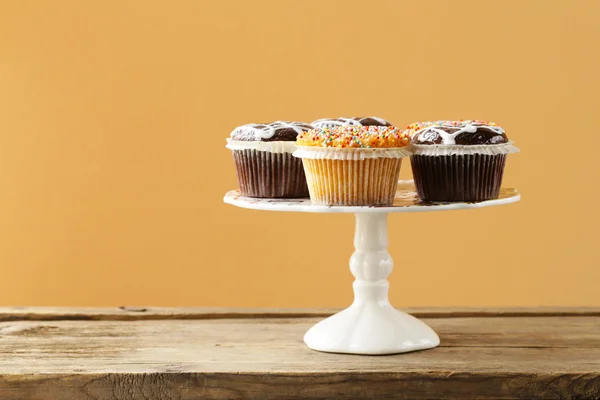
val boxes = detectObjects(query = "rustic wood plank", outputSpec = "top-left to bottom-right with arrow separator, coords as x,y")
0,306 -> 338,321
2,318 -> 600,373
2,372 -> 600,400
2,310 -> 600,399
2,306 -> 600,321
2,317 -> 600,356
1,315 -> 600,399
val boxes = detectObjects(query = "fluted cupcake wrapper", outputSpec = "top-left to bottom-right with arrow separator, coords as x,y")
232,149 -> 309,198
301,158 -> 403,206
410,154 -> 507,202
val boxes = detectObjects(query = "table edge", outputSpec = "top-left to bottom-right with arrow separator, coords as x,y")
1,306 -> 599,321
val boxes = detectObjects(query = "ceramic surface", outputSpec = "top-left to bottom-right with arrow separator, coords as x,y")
223,180 -> 520,355
224,180 -> 520,213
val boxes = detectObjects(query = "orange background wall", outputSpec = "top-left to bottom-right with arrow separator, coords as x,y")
0,0 -> 598,307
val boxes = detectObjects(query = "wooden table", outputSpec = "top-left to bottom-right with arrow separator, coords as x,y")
1,307 -> 599,399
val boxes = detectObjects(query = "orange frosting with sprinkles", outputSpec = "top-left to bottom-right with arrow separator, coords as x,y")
297,126 -> 410,149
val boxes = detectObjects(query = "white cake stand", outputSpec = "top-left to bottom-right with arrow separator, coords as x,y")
224,180 -> 520,355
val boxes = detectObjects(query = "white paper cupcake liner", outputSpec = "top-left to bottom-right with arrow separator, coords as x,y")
408,142 -> 520,156
301,158 -> 403,206
293,146 -> 411,160
226,139 -> 297,154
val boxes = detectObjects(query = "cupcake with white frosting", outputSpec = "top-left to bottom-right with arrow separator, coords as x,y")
406,120 -> 519,202
226,121 -> 312,198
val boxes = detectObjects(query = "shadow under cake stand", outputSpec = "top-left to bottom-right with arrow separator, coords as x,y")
224,180 -> 520,355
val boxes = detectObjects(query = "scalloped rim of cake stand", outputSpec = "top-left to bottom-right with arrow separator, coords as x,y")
223,180 -> 520,214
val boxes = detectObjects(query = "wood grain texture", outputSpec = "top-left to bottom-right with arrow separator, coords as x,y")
2,306 -> 600,321
1,308 -> 599,399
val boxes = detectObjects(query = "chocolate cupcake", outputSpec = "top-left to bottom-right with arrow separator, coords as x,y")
311,117 -> 393,129
226,121 -> 312,198
406,120 -> 519,202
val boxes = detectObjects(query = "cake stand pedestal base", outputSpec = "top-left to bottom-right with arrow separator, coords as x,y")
303,213 -> 440,355
225,182 -> 520,355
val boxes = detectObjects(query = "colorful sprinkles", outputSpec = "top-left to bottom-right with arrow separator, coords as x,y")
403,120 -> 498,137
297,126 -> 410,149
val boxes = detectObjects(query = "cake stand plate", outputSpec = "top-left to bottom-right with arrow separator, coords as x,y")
224,180 -> 520,355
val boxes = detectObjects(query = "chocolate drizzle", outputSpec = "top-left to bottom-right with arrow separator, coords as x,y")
412,121 -> 508,146
230,121 -> 313,142
311,117 -> 393,128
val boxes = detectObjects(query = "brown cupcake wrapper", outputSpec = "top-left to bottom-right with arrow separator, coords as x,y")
410,154 -> 507,202
231,149 -> 309,198
301,158 -> 403,206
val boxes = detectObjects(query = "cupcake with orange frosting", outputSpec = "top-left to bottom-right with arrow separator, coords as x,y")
293,126 -> 411,206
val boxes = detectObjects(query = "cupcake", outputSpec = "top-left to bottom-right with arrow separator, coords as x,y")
406,120 -> 519,202
226,121 -> 312,198
293,126 -> 411,206
311,116 -> 393,129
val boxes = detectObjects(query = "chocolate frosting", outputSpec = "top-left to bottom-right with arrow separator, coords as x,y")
230,121 -> 313,142
411,122 -> 508,146
311,117 -> 393,128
